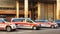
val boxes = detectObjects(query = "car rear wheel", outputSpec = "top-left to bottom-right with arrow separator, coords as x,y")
6,26 -> 12,32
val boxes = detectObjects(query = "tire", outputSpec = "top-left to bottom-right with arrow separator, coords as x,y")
36,27 -> 40,30
51,26 -> 55,29
32,26 -> 40,30
32,27 -> 36,30
6,26 -> 12,32
13,29 -> 16,31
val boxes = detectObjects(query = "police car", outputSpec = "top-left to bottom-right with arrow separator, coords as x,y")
11,18 -> 41,30
0,18 -> 16,32
35,20 -> 58,28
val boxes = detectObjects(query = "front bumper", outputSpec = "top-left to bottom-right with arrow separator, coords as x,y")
11,24 -> 16,29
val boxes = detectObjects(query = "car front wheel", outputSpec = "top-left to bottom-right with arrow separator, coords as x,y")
6,26 -> 12,32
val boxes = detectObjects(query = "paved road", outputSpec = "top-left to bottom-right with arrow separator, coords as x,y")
0,28 -> 60,34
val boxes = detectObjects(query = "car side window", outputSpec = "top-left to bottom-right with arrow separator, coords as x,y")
12,19 -> 26,22
26,20 -> 33,23
21,20 -> 25,22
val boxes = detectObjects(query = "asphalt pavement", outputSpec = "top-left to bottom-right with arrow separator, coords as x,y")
0,27 -> 60,34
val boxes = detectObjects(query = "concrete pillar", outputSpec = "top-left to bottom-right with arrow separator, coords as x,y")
16,0 -> 19,18
24,0 -> 28,18
57,0 -> 60,19
54,4 -> 56,20
37,2 -> 41,20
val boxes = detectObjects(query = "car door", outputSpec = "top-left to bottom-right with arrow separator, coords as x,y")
11,18 -> 25,28
19,19 -> 33,29
41,21 -> 50,27
24,21 -> 33,28
16,22 -> 26,28
16,22 -> 33,28
44,22 -> 50,27
41,22 -> 46,27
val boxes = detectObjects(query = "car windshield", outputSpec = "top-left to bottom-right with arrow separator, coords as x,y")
35,20 -> 48,22
26,19 -> 35,23
54,20 -> 60,22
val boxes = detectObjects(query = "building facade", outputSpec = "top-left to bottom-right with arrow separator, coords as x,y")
0,0 -> 59,20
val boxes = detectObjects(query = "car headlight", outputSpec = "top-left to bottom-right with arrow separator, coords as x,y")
13,24 -> 16,27
11,24 -> 16,28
